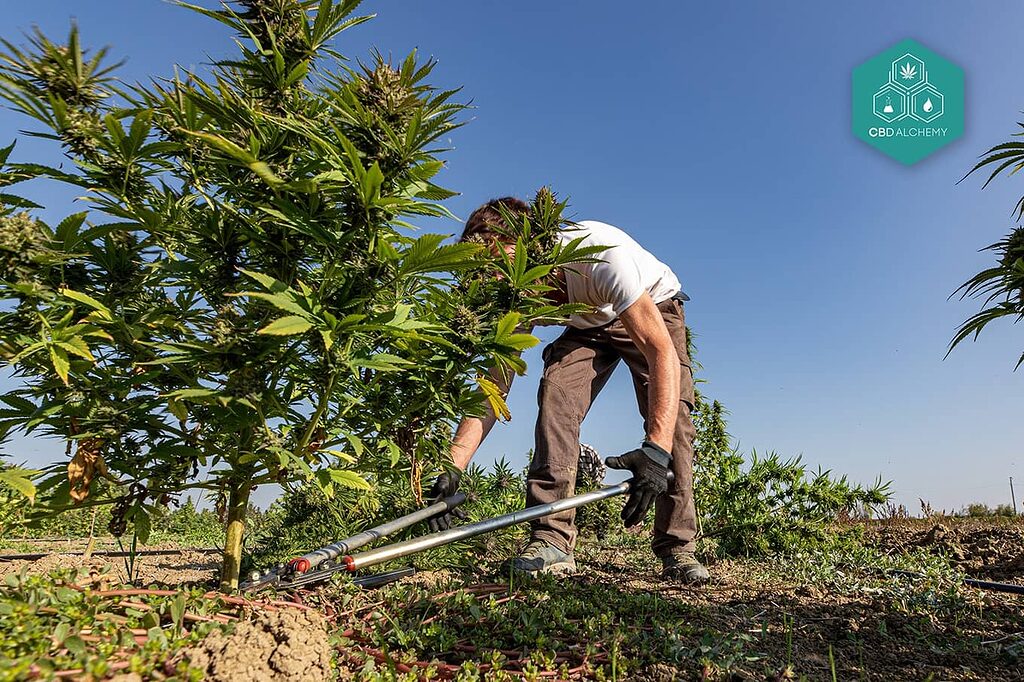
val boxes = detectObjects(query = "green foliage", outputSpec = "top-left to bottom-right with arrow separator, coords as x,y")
691,349 -> 890,557
962,502 -> 1016,518
154,499 -> 226,547
574,443 -> 620,540
246,479 -> 408,568
0,567 -> 223,679
698,448 -> 890,556
330,534 -> 983,680
0,462 -> 37,503
248,458 -> 527,570
338,577 -> 677,679
0,1 -> 597,585
953,124 -> 1024,368
0,489 -> 224,548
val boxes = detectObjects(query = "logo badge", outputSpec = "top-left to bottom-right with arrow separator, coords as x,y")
852,40 -> 964,164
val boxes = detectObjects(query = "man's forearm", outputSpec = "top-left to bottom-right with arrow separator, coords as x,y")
449,364 -> 514,469
450,413 -> 497,470
645,348 -> 681,452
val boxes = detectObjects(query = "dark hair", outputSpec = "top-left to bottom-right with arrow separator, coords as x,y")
460,196 -> 530,243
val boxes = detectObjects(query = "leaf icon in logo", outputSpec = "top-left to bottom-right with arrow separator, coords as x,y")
923,98 -> 933,113
900,62 -> 918,80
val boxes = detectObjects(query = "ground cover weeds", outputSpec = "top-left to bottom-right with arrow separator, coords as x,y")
0,566 -> 224,679
3,517 -> 1024,680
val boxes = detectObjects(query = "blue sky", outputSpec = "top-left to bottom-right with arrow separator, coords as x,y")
2,1 -> 1022,513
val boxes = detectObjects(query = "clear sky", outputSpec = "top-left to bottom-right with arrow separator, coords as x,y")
2,1 -> 1022,513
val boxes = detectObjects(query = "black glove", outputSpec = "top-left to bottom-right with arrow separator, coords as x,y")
605,441 -> 671,527
426,471 -> 469,532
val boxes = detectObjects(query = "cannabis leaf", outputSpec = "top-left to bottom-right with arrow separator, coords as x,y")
900,62 -> 918,80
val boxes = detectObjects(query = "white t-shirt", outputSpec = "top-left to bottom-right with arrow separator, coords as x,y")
558,220 -> 682,329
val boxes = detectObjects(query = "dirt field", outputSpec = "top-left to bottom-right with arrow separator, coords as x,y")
2,517 -> 1023,680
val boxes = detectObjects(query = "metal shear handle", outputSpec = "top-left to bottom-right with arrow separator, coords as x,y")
286,492 -> 467,573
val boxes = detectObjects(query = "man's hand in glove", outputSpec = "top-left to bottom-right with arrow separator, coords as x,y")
605,441 -> 671,527
426,471 -> 469,532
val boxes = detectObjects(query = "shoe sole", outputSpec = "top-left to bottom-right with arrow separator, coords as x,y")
661,569 -> 710,585
509,560 -> 578,577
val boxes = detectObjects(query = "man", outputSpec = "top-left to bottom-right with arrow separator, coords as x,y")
429,197 -> 709,584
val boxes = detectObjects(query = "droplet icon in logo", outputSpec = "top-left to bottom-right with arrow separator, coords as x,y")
923,98 -> 933,113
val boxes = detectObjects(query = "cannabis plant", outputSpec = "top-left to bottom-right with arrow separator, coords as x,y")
0,0 -> 595,589
951,128 -> 1024,368
690,345 -> 890,556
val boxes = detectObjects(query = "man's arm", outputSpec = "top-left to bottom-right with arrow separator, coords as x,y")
426,365 -> 514,530
617,292 -> 680,450
449,365 -> 515,470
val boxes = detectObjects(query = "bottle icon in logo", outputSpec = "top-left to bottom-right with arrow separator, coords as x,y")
883,96 -> 894,114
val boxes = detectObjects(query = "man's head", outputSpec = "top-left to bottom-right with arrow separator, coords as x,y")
460,195 -> 567,301
460,197 -> 530,247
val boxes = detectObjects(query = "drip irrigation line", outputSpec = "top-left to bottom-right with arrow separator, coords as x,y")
886,568 -> 1024,595
0,547 -> 221,562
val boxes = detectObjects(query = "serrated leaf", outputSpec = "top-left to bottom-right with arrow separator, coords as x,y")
49,346 -> 70,385
167,399 -> 187,421
502,333 -> 540,351
0,467 -> 37,502
386,441 -> 402,468
494,312 -> 520,342
61,289 -> 112,317
239,291 -> 310,317
56,338 -> 93,362
350,354 -> 411,371
477,375 -> 511,421
167,388 -> 219,400
132,506 -> 151,543
0,394 -> 37,413
343,432 -> 364,457
328,468 -> 372,491
259,316 -> 313,336
361,161 -> 384,204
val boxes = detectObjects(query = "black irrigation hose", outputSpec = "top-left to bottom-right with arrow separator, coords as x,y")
886,568 -> 1024,595
964,578 -> 1024,595
0,547 -> 221,562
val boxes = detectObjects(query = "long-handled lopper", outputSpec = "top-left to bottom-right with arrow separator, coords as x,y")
338,481 -> 631,573
243,478 -> 638,592
241,492 -> 467,591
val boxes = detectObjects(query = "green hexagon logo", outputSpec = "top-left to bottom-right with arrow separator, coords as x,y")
852,39 -> 964,164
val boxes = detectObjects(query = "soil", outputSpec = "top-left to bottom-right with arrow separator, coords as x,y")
863,516 -> 1024,583
181,608 -> 333,682
0,545 -> 220,586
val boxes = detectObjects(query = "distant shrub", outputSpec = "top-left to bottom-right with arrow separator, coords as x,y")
962,502 -> 1017,518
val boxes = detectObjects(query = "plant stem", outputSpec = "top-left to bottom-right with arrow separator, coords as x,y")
296,371 -> 335,455
220,482 -> 251,592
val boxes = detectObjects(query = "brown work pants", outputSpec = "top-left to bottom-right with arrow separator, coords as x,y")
526,297 -> 698,558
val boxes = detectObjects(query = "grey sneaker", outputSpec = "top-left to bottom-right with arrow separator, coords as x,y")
509,540 -> 577,576
661,551 -> 710,585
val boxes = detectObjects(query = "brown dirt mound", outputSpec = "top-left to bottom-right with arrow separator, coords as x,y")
865,518 -> 1024,583
183,607 -> 332,682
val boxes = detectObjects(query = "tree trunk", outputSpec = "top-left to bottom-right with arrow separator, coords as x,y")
220,482 -> 251,592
